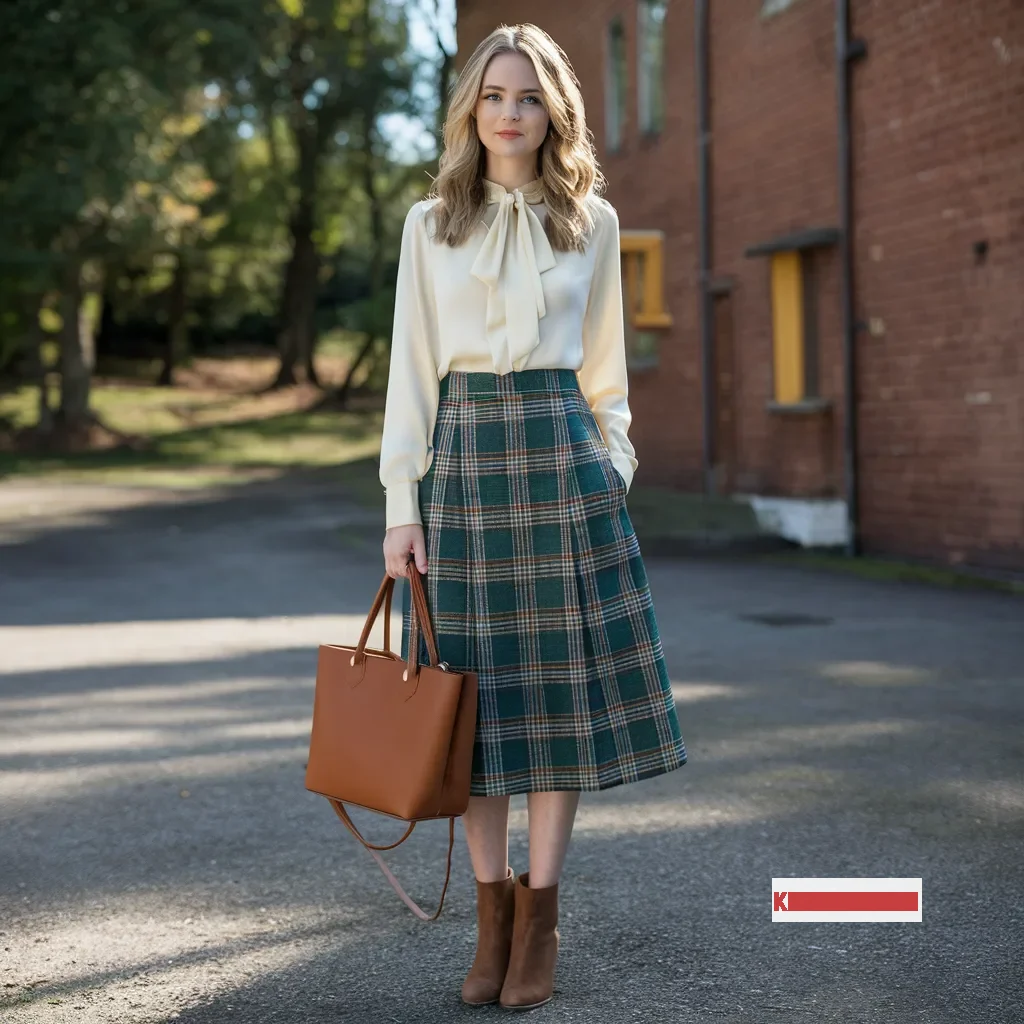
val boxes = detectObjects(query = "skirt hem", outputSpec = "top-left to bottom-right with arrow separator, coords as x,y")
467,749 -> 688,798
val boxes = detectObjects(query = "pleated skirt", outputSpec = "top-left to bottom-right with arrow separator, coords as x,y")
400,368 -> 687,796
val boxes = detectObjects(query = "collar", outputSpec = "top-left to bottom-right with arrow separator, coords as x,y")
482,177 -> 547,206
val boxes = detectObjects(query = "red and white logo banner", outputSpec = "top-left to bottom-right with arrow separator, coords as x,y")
771,878 -> 922,922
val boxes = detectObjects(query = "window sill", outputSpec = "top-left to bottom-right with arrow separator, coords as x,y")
633,312 -> 673,328
766,398 -> 833,416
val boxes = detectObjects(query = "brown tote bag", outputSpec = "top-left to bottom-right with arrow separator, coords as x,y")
305,566 -> 478,921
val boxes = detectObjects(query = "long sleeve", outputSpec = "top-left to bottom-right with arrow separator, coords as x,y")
578,199 -> 638,491
379,201 -> 441,529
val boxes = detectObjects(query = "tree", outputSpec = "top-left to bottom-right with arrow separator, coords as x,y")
419,0 -> 457,138
208,0 -> 417,388
0,0 -> 253,439
0,0 -> 448,446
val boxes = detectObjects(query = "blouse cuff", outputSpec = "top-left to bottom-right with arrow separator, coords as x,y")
385,482 -> 422,530
609,450 -> 637,493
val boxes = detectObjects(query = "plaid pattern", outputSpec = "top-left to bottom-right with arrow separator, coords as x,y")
400,369 -> 687,796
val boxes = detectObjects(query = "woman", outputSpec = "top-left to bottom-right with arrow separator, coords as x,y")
379,22 -> 687,1012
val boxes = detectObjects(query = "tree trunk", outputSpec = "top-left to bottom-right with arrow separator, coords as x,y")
334,112 -> 387,405
273,215 -> 319,388
273,247 -> 300,387
57,256 -> 93,434
303,306 -> 320,387
273,59 -> 322,390
334,332 -> 377,407
94,282 -> 118,362
364,135 -> 385,306
426,0 -> 455,138
437,45 -> 454,137
292,217 -> 319,385
158,254 -> 189,387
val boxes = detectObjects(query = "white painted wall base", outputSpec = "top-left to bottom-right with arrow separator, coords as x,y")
739,495 -> 850,548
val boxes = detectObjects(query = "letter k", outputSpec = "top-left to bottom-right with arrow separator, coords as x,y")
774,891 -> 788,911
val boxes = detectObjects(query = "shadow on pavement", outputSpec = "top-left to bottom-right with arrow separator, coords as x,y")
1,472 -> 1023,1022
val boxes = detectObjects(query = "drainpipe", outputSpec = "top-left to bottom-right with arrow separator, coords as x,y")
696,0 -> 714,495
836,0 -> 867,555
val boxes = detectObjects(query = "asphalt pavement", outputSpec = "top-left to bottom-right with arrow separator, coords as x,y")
1,474 -> 1022,1024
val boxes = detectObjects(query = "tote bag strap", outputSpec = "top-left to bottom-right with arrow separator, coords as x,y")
329,799 -> 455,923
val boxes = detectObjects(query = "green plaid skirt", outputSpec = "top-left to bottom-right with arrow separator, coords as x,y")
400,368 -> 686,796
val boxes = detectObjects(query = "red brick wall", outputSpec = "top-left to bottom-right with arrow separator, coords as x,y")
851,0 -> 1024,569
706,0 -> 844,500
455,0 -> 1024,570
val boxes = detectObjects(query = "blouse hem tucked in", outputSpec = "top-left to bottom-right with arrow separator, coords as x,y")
380,176 -> 638,530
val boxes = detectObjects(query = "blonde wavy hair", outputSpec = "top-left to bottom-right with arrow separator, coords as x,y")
428,23 -> 605,254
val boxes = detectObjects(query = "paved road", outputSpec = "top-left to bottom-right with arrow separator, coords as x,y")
1,475 -> 1022,1024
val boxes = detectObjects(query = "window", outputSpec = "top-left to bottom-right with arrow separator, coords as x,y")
621,230 -> 672,328
620,229 -> 672,370
606,18 -> 627,152
745,227 -> 838,409
637,0 -> 668,135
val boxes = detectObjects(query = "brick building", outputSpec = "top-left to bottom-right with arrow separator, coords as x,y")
455,0 -> 1023,570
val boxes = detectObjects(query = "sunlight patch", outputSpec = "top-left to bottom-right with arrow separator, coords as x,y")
670,681 -> 745,703
0,745 -> 310,810
0,613 -> 403,674
697,719 -> 923,762
818,661 -> 933,686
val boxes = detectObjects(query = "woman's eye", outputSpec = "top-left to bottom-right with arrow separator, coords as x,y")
481,92 -> 541,106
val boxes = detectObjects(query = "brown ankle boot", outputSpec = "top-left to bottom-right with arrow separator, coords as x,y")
461,867 -> 517,1006
498,872 -> 559,1011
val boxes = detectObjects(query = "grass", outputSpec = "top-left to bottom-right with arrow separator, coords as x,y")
625,485 -> 766,539
0,407 -> 385,490
0,351 -> 386,492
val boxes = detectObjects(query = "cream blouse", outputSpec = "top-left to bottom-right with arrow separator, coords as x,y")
379,176 -> 638,530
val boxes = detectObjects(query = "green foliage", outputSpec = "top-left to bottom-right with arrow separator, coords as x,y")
0,0 -> 447,430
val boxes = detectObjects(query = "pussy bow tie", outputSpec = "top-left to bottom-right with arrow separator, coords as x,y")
470,178 -> 556,373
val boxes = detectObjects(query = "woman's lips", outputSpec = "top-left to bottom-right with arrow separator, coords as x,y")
497,131 -> 523,138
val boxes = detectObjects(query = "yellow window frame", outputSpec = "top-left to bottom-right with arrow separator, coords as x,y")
745,226 -> 837,408
619,229 -> 673,328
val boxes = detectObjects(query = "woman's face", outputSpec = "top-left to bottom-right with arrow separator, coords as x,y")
474,52 -> 550,163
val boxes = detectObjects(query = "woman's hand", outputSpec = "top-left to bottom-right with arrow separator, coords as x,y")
383,523 -> 428,579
